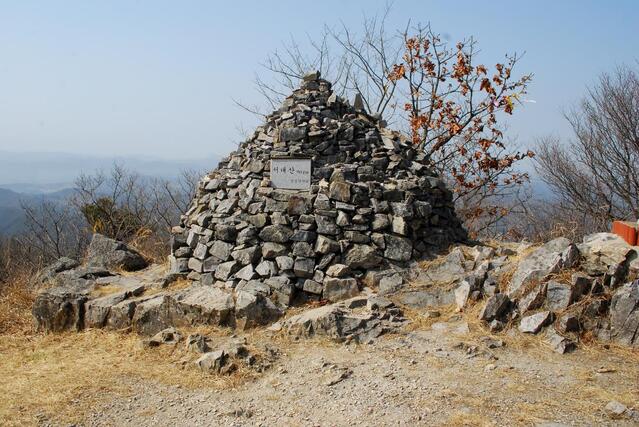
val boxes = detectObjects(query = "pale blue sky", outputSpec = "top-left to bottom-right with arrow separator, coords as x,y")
0,0 -> 637,160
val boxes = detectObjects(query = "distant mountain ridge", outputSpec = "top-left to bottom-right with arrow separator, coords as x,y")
0,187 -> 77,236
0,151 -> 221,236
0,151 -> 218,187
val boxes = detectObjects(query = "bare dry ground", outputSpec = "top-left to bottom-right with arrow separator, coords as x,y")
2,291 -> 638,427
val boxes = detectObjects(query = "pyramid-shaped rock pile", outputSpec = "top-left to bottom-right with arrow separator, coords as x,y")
169,71 -> 467,304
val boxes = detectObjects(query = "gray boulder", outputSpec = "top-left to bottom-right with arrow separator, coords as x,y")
36,257 -> 80,284
344,245 -> 381,269
171,286 -> 235,329
609,281 -> 639,347
546,329 -> 576,354
86,233 -> 147,271
479,294 -> 511,322
546,281 -> 572,311
282,295 -> 403,343
508,237 -> 578,297
420,247 -> 467,284
518,283 -> 546,313
579,232 -> 637,275
259,225 -> 293,243
32,286 -> 89,332
195,350 -> 228,373
234,291 -> 283,329
383,235 -> 412,262
397,289 -> 454,308
519,311 -> 553,334
145,327 -> 183,347
323,277 -> 359,302
378,274 -> 404,295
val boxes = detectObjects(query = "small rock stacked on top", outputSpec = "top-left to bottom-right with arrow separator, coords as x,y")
169,71 -> 467,304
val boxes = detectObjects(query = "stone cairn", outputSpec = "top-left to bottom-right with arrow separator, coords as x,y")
169,71 -> 467,305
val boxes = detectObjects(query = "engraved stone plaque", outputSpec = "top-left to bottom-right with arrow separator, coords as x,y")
270,157 -> 311,189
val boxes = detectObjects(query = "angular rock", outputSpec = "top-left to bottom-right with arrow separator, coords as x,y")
262,242 -> 288,259
293,257 -> 315,278
546,329 -> 576,354
508,237 -> 577,297
259,225 -> 293,243
558,313 -> 581,333
275,255 -> 295,271
231,246 -> 260,265
323,277 -> 359,302
256,260 -> 278,277
378,274 -> 403,295
33,287 -> 89,332
196,350 -> 228,373
145,327 -> 183,347
303,279 -> 323,295
329,181 -> 351,203
185,333 -> 210,353
315,235 -> 340,254
479,294 -> 511,322
546,281 -> 572,311
609,281 -> 639,347
171,287 -> 235,328
345,244 -> 381,269
214,261 -> 240,281
234,291 -> 282,329
209,240 -> 234,263
384,235 -> 412,262
519,311 -> 553,334
86,233 -> 147,271
235,264 -> 256,281
215,224 -> 237,242
292,241 -> 315,257
326,264 -> 351,278
518,283 -> 547,313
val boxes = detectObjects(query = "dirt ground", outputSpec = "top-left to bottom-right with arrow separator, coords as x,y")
2,307 -> 638,427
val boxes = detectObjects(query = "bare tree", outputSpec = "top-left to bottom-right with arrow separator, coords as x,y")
148,169 -> 201,232
243,8 -> 534,237
17,199 -> 88,267
72,164 -> 161,241
237,3 -> 404,123
536,66 -> 639,235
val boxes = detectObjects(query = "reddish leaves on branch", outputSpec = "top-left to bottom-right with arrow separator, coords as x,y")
388,28 -> 534,233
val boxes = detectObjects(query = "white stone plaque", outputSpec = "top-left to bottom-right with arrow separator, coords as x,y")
270,157 -> 311,189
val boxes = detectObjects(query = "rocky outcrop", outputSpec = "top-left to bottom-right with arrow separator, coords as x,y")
507,237 -> 579,297
281,294 -> 406,343
32,236 -> 284,335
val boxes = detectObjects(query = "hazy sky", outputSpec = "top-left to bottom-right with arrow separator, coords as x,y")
0,0 -> 637,160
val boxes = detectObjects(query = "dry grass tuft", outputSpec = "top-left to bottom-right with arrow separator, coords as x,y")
444,412 -> 496,426
0,273 -> 36,335
0,327 -> 260,426
401,304 -> 458,332
89,284 -> 125,298
495,265 -> 516,294
546,268 -> 578,285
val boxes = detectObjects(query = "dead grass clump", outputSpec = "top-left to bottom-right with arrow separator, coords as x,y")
0,328 -> 258,426
546,268 -> 579,285
141,276 -> 192,296
0,274 -> 36,335
128,228 -> 170,265
495,266 -> 516,294
401,304 -> 458,332
444,411 -> 496,426
89,284 -> 125,298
